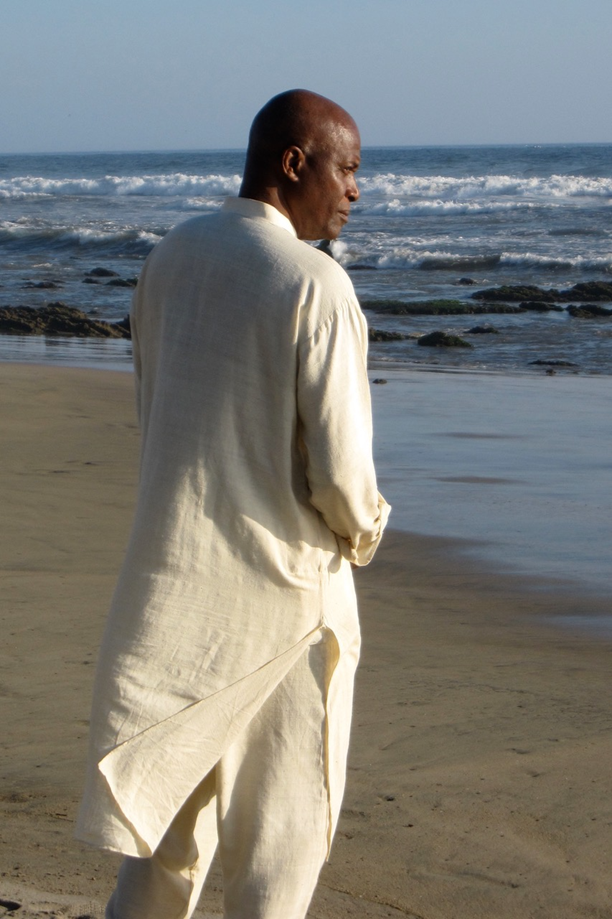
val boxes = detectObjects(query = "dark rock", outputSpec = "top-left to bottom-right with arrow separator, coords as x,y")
472,281 -> 612,304
467,324 -> 499,334
519,301 -> 565,312
368,328 -> 409,342
529,359 -> 578,367
567,303 -> 612,318
361,298 -> 519,316
417,331 -> 473,348
0,303 -> 131,339
21,280 -> 62,289
106,277 -> 138,288
114,315 -> 131,335
372,378 -> 388,384
86,267 -> 119,278
315,239 -> 334,259
456,277 -> 477,285
83,277 -> 100,284
471,285 -> 559,303
559,281 -> 612,302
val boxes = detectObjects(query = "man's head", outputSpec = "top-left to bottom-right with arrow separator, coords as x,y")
240,89 -> 361,241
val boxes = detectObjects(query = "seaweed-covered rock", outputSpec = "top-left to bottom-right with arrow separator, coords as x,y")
106,277 -> 138,288
519,301 -> 565,312
368,328 -> 410,342
567,303 -> 612,318
0,303 -> 131,338
21,280 -> 62,290
417,331 -> 473,348
471,281 -> 612,304
361,298 -> 519,315
471,285 -> 559,303
86,267 -> 119,278
529,359 -> 578,367
467,324 -> 499,334
559,282 -> 612,302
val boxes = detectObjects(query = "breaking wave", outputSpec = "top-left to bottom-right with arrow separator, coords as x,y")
0,222 -> 161,255
2,171 -> 611,205
358,173 -> 612,200
338,247 -> 612,274
0,173 -> 242,199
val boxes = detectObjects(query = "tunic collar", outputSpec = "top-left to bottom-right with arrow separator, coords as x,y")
222,196 -> 297,238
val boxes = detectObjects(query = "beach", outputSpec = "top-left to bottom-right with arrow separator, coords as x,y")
1,362 -> 611,918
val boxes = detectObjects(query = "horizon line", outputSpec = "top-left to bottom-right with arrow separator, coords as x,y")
1,140 -> 611,157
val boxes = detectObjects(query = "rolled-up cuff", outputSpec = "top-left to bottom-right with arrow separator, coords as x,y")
337,493 -> 391,567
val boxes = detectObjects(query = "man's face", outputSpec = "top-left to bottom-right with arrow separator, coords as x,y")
287,122 -> 361,241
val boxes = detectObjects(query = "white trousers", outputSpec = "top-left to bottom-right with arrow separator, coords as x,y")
105,635 -> 337,919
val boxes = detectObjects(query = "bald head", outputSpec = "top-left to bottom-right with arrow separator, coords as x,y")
240,89 -> 361,240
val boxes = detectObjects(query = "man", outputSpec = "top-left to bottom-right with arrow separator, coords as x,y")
77,89 -> 390,919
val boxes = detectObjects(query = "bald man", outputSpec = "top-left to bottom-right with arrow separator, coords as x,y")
77,90 -> 390,919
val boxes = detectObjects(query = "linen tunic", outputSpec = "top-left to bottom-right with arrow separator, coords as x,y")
76,197 -> 390,858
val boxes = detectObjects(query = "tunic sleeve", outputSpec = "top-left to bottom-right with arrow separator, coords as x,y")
297,297 -> 390,566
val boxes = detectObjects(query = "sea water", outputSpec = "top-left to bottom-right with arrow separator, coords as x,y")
1,144 -> 611,373
1,146 -> 610,615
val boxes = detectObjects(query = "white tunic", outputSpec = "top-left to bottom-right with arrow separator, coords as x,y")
76,197 -> 390,858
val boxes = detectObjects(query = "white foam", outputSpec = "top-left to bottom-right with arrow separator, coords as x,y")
0,173 -> 242,199
360,198 -> 534,216
358,172 -> 612,201
0,221 -> 162,251
336,244 -> 612,273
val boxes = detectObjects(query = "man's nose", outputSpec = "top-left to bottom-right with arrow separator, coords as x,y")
347,176 -> 359,202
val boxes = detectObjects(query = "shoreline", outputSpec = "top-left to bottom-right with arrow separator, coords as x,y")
1,333 -> 611,379
1,363 -> 611,918
0,357 -> 609,603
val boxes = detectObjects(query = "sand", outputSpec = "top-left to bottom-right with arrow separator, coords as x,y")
1,363 -> 611,919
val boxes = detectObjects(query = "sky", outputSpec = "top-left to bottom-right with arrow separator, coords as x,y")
1,0 -> 611,153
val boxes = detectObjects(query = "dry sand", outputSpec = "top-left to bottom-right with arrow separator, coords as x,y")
1,363 -> 611,919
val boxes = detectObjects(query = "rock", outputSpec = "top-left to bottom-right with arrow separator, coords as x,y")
106,277 -> 138,288
0,303 -> 131,338
529,359 -> 578,367
315,239 -> 334,259
471,281 -> 612,304
567,303 -> 612,318
456,277 -> 477,285
86,267 -> 119,278
368,328 -> 409,342
417,331 -> 473,348
83,277 -> 100,284
471,285 -> 559,303
21,280 -> 62,289
361,298 -> 519,316
467,324 -> 499,334
114,314 -> 131,336
372,378 -> 388,384
519,301 -> 565,312
559,281 -> 612,302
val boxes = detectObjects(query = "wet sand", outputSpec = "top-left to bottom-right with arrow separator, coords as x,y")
1,364 -> 611,918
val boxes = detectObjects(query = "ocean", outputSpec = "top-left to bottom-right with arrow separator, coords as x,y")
1,145 -> 610,610
1,144 -> 611,373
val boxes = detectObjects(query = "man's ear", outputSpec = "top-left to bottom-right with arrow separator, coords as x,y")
281,146 -> 306,183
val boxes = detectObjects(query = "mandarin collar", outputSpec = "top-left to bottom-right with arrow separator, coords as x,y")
222,196 -> 297,238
